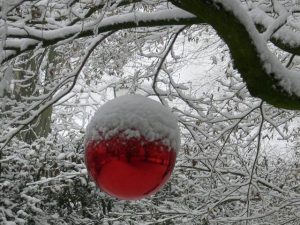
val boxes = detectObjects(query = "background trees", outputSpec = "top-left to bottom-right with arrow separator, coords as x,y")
1,0 -> 300,224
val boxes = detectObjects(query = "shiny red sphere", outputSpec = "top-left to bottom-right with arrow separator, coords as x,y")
85,134 -> 176,200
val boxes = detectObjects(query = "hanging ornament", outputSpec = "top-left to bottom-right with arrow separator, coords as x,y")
85,95 -> 180,200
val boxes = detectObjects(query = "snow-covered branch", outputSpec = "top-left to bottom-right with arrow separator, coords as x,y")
171,0 -> 300,109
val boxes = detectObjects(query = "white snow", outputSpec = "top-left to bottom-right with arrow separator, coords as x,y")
57,153 -> 66,160
85,94 -> 180,152
0,66 -> 14,97
250,7 -> 300,47
217,0 -> 300,96
2,9 -> 195,41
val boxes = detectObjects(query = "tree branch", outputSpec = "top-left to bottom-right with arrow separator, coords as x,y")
0,9 -> 199,64
170,0 -> 300,110
0,31 -> 115,151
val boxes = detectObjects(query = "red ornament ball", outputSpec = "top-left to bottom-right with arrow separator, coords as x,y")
84,95 -> 180,200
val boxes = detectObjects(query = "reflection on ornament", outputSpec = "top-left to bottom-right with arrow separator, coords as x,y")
85,95 -> 180,200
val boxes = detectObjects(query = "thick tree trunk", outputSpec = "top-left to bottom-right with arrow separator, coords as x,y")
14,48 -> 56,144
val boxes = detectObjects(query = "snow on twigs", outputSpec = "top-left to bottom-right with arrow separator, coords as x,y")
85,94 -> 180,152
219,0 -> 300,96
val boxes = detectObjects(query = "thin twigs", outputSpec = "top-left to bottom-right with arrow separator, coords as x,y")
0,31 -> 115,151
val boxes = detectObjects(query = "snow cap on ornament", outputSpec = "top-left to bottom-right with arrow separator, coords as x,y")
85,94 -> 180,200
